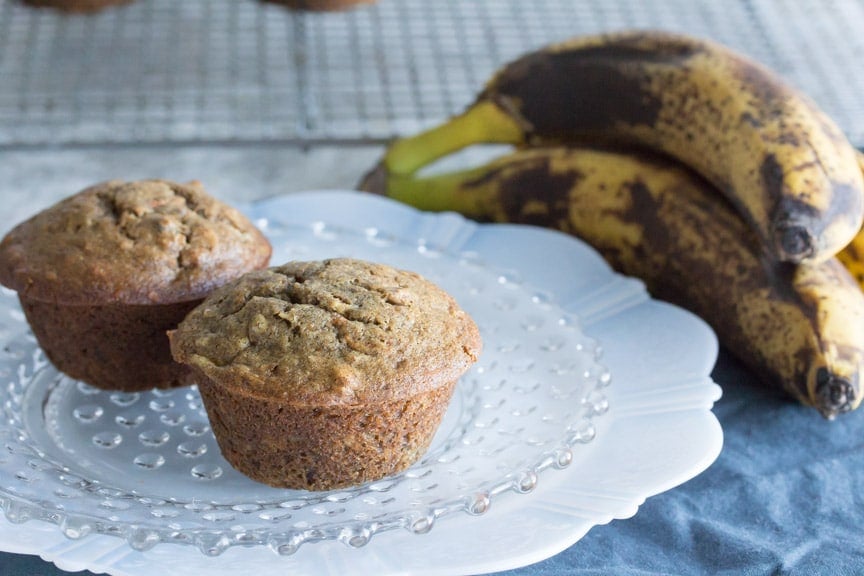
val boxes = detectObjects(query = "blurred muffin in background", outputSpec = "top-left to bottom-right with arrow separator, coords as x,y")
264,0 -> 376,12
21,0 -> 135,13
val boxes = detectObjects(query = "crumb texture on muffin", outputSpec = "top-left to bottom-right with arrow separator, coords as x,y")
170,257 -> 481,489
170,258 -> 482,405
0,179 -> 271,305
198,378 -> 456,490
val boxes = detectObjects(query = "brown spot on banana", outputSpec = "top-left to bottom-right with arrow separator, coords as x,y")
469,158 -> 581,230
482,42 -> 674,138
761,153 -> 819,260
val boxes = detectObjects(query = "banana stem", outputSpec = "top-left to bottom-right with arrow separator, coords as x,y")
385,167 -> 496,219
384,100 -> 525,175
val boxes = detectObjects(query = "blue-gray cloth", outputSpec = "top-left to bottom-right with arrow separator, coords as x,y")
3,350 -> 863,576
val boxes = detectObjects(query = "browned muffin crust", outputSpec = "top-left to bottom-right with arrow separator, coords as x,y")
170,258 -> 481,405
0,179 -> 272,391
21,0 -> 135,13
0,179 -> 272,305
22,299 -> 200,390
198,376 -> 457,490
170,258 -> 482,489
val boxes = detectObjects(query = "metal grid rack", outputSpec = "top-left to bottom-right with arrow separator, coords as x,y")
1,0 -> 864,147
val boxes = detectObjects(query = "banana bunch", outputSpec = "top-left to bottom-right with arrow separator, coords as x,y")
359,31 -> 864,419
383,30 -> 864,265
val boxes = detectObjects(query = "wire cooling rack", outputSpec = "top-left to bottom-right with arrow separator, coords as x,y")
1,0 -> 864,147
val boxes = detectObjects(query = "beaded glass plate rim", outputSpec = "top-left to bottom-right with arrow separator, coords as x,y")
0,191 -> 620,556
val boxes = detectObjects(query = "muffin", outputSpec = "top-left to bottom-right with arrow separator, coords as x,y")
169,258 -> 482,490
0,179 -> 272,391
264,0 -> 376,12
21,0 -> 135,13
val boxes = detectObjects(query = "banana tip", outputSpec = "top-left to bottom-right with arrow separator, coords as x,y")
356,161 -> 388,196
775,223 -> 815,263
814,369 -> 855,420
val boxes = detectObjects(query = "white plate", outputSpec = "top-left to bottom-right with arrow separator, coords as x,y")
0,191 -> 723,575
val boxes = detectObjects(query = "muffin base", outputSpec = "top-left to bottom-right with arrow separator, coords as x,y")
20,297 -> 200,392
197,376 -> 458,491
21,0 -> 135,13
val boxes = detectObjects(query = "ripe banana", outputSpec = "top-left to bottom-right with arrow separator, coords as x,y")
383,31 -> 864,265
358,147 -> 864,419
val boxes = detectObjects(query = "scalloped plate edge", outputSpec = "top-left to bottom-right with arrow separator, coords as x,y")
0,190 -> 723,576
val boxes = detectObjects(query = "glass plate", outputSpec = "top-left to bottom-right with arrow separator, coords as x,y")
0,191 -> 723,575
0,191 -> 613,556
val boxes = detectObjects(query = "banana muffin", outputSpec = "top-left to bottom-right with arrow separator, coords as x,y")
0,179 -> 271,391
169,258 -> 482,491
21,0 -> 135,13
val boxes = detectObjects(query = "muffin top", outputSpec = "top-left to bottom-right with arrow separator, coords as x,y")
0,180 -> 272,305
169,258 -> 482,406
